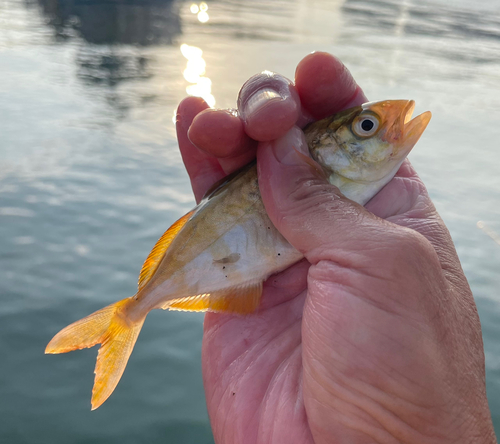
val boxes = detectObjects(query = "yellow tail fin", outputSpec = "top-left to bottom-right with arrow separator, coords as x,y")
45,298 -> 145,410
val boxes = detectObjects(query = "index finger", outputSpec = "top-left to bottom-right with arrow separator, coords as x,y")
177,52 -> 368,201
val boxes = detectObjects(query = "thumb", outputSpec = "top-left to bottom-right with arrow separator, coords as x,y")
256,126 -> 396,266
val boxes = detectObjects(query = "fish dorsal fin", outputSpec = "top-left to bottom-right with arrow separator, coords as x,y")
138,210 -> 194,291
164,281 -> 263,314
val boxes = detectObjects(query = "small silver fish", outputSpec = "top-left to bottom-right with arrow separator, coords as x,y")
46,100 -> 431,409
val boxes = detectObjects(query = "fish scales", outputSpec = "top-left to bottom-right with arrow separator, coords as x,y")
136,162 -> 302,314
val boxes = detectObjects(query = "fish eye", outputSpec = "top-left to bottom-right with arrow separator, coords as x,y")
353,115 -> 380,138
361,119 -> 374,131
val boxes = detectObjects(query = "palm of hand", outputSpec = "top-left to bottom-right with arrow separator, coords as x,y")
202,167 -> 450,444
176,53 -> 491,443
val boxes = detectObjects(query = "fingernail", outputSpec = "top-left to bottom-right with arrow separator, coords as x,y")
243,88 -> 283,119
272,126 -> 309,165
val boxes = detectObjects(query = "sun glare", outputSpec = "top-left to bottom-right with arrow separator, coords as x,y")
190,2 -> 209,23
197,11 -> 209,23
180,43 -> 215,108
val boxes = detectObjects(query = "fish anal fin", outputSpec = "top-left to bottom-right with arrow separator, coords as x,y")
166,281 -> 263,315
138,210 -> 195,291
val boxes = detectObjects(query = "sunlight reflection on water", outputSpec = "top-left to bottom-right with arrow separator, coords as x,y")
181,43 -> 215,106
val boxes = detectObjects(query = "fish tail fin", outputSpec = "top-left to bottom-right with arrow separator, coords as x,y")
45,298 -> 145,410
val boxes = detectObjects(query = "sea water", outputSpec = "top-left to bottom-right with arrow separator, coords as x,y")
1,0 -> 499,442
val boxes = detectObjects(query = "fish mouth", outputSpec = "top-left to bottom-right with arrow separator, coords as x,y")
402,100 -> 432,145
364,99 -> 431,147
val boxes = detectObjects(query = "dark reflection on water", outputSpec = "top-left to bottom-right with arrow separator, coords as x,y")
77,51 -> 151,86
28,0 -> 185,115
36,0 -> 182,45
33,0 -> 182,86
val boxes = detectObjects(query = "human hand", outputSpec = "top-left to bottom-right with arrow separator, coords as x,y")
176,52 -> 497,444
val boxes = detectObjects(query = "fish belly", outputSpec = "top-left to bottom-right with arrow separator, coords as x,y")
138,165 -> 303,312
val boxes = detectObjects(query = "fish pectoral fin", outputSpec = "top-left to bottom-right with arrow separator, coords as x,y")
164,281 -> 263,314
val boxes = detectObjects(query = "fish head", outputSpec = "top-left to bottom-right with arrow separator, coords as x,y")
306,99 -> 431,204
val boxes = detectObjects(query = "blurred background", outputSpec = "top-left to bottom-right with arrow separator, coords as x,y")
0,0 -> 499,442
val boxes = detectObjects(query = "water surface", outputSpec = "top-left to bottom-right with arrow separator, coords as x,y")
1,0 -> 499,442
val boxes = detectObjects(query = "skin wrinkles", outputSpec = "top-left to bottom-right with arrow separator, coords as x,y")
167,55 -> 496,444
374,179 -> 419,215
257,343 -> 301,422
347,255 -> 449,335
397,217 -> 468,289
302,246 -> 436,328
214,317 -> 302,444
300,250 -> 468,438
368,172 -> 467,284
303,339 -> 451,444
303,294 -> 438,387
207,299 -> 305,440
305,366 -> 423,443
304,234 -> 399,275
305,393 -> 402,444
257,345 -> 310,444
307,261 -> 430,328
302,288 -> 474,442
212,144 -> 488,442
265,184 -> 370,252
179,52 -> 497,444
303,230 -> 399,273
205,294 -> 303,379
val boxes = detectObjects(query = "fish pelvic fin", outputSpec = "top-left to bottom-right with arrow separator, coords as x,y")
165,281 -> 263,314
45,298 -> 145,410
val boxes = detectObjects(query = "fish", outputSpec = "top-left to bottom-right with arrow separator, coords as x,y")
46,99 -> 431,410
